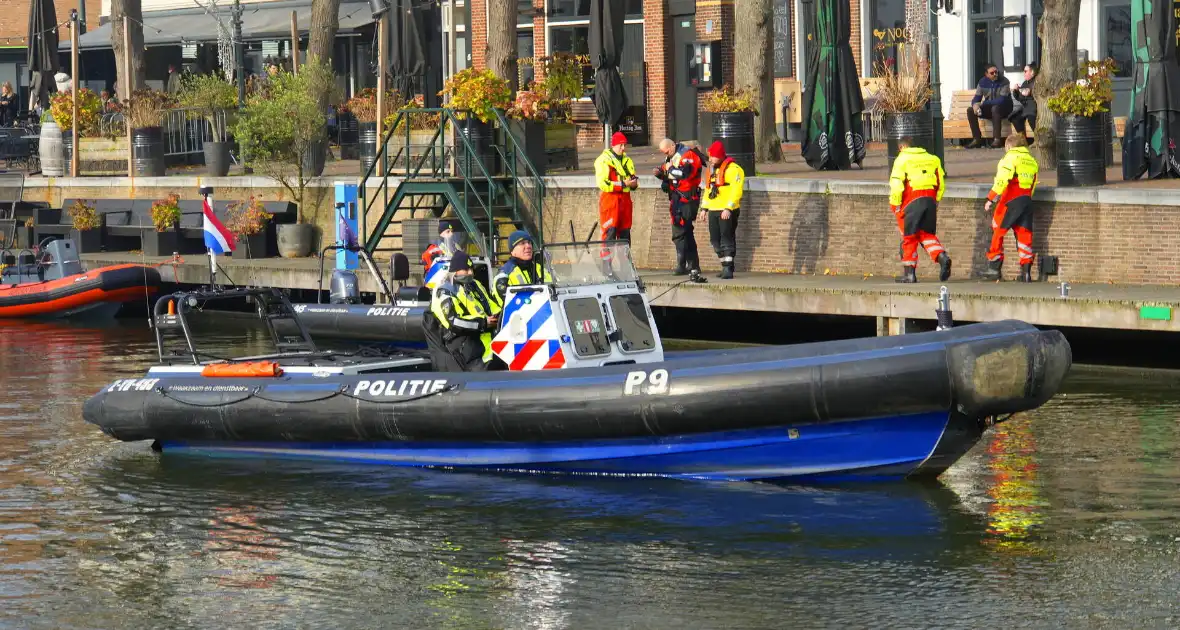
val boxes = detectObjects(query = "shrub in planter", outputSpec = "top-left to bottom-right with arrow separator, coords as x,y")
225,196 -> 275,259
178,74 -> 237,176
143,193 -> 182,257
700,85 -> 758,175
123,89 -> 177,177
442,68 -> 511,176
1046,59 -> 1116,187
66,199 -> 102,253
869,54 -> 933,171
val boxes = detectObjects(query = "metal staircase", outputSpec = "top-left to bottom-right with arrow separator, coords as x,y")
358,108 -> 546,265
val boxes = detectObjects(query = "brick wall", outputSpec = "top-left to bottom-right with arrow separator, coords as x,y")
850,0 -> 862,76
694,0 -> 735,90
471,0 -> 487,70
643,0 -> 669,143
0,0 -> 80,41
541,183 -> 1176,285
531,0 -> 545,82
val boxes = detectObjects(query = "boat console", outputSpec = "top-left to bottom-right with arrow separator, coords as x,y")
0,238 -> 84,284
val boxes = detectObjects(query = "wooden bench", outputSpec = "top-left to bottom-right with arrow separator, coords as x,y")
947,89 -> 1129,144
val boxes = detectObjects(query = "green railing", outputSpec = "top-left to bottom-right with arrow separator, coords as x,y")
357,107 -> 549,264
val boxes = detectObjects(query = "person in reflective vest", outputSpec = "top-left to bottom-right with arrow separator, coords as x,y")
654,138 -> 706,282
594,132 -> 638,243
700,141 -> 745,279
888,137 -> 952,283
983,134 -> 1039,282
493,230 -> 553,301
427,251 -> 504,372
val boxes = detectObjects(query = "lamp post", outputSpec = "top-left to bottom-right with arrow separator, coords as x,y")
929,0 -> 945,165
370,0 -> 389,148
233,0 -> 245,108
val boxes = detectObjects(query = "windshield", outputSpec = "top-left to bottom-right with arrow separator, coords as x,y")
542,241 -> 640,288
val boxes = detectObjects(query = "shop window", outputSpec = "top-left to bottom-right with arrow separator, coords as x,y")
548,23 -> 644,100
869,0 -> 907,76
1104,4 -> 1132,78
518,30 -> 536,88
773,0 -> 792,78
548,0 -> 641,20
971,0 -> 997,14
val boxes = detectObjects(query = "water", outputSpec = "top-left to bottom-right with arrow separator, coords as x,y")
3,319 -> 1180,628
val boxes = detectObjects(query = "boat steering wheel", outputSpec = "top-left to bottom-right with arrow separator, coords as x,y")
36,237 -> 57,265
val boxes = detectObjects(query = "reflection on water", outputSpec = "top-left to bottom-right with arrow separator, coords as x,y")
3,321 -> 1180,626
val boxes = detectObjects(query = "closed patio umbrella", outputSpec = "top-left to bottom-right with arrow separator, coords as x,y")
26,0 -> 60,113
589,0 -> 627,135
1122,0 -> 1180,179
801,0 -> 865,170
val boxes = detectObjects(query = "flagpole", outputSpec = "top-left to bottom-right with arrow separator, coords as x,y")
200,186 -> 216,288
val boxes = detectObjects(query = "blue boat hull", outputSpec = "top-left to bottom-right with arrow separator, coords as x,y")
159,410 -> 973,482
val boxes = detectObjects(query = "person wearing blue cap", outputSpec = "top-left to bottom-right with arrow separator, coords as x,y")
492,230 -> 553,301
425,251 -> 504,371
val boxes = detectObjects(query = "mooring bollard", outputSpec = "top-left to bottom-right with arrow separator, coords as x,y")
1060,281 -> 1071,298
935,285 -> 954,331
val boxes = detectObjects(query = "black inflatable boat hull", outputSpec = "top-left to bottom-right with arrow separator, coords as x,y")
83,320 -> 1071,482
273,303 -> 427,344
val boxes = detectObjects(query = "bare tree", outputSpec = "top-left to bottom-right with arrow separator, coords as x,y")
1032,0 -> 1082,166
486,0 -> 519,92
308,0 -> 341,69
734,0 -> 783,161
110,0 -> 146,96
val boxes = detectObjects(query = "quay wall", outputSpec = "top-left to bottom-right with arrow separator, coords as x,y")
14,176 -> 1180,286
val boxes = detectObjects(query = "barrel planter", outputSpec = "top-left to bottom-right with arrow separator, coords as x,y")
338,111 -> 359,160
277,223 -> 316,258
302,140 -> 326,178
131,127 -> 166,177
1056,113 -> 1106,187
39,120 -> 65,176
453,117 -> 499,177
884,112 -> 934,172
507,119 -> 547,174
62,131 -> 73,175
203,141 -> 231,177
712,111 -> 756,175
358,122 -> 379,176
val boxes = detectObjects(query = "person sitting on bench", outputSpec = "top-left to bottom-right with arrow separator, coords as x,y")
967,63 -> 1013,149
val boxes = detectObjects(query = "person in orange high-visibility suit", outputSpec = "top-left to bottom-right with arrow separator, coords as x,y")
594,132 -> 639,242
983,134 -> 1039,282
888,137 -> 952,283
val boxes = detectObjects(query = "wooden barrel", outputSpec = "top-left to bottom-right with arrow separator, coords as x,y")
39,121 -> 64,177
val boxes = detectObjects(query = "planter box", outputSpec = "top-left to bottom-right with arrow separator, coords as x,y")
142,229 -> 179,257
230,231 -> 271,259
15,226 -> 34,249
546,122 -> 578,171
70,228 -> 102,253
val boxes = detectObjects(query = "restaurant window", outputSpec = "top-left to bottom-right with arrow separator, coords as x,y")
869,0 -> 907,76
548,0 -> 641,19
548,25 -> 594,96
518,29 -> 536,88
1103,4 -> 1132,78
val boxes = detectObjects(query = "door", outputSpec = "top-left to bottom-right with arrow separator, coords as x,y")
671,14 -> 697,141
972,20 -> 993,83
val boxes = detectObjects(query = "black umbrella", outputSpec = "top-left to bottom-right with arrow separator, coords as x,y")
388,0 -> 426,100
26,0 -> 59,112
589,0 -> 627,130
1122,0 -> 1180,180
800,0 -> 865,170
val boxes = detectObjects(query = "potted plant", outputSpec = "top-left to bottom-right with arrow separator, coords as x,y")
538,53 -> 580,169
49,88 -> 102,175
177,74 -> 238,177
345,88 -> 386,176
440,68 -> 511,176
1045,59 -> 1116,187
225,196 -> 274,259
870,51 -> 934,171
143,193 -> 181,256
65,199 -> 102,253
123,89 -> 177,177
699,84 -> 758,175
18,217 -> 35,249
233,58 -> 341,257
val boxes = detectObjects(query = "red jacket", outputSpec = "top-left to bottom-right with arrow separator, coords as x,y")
664,144 -> 704,194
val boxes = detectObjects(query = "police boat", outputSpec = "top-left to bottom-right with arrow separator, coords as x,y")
82,241 -> 1072,483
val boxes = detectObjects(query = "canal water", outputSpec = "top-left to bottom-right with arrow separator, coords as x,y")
2,318 -> 1180,628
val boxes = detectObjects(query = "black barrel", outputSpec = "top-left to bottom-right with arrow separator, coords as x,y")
131,126 -> 165,177
338,111 -> 359,160
884,112 -> 934,172
1102,105 -> 1114,167
302,139 -> 326,177
358,121 -> 378,176
62,130 -> 73,174
453,117 -> 499,177
1056,114 -> 1106,187
712,111 -> 755,175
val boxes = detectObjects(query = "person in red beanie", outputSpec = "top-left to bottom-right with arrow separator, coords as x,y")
593,131 -> 638,243
700,141 -> 745,279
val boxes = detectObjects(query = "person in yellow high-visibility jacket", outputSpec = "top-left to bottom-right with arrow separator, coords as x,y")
983,134 -> 1039,282
593,132 -> 638,243
888,137 -> 952,283
699,141 -> 745,279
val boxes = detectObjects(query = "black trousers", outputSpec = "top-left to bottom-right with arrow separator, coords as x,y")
707,209 -> 740,263
604,226 -> 631,244
670,196 -> 701,271
1011,113 -> 1037,135
968,101 -> 1014,141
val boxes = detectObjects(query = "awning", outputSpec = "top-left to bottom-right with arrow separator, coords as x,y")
64,0 -> 374,51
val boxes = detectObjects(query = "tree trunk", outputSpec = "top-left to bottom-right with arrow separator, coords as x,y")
109,0 -> 146,98
486,0 -> 519,92
734,0 -> 782,162
1032,0 -> 1082,167
308,0 -> 340,71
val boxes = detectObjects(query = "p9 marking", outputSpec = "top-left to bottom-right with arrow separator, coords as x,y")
624,369 -> 669,396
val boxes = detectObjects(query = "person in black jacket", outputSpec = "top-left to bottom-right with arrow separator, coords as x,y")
0,82 -> 17,127
1009,63 -> 1038,145
967,64 -> 1013,149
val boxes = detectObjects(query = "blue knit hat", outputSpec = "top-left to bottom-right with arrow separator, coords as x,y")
508,230 -> 533,251
449,251 -> 472,273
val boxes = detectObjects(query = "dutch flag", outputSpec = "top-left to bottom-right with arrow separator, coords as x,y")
202,194 -> 236,254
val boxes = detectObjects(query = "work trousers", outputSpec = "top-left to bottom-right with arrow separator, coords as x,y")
987,195 -> 1035,266
669,195 -> 701,272
894,197 -> 946,267
599,191 -> 633,243
707,209 -> 740,263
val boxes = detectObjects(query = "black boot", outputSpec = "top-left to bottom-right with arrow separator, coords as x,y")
1018,264 -> 1033,282
937,252 -> 952,281
719,262 -> 734,279
688,269 -> 708,283
982,259 -> 1003,281
896,266 -> 917,283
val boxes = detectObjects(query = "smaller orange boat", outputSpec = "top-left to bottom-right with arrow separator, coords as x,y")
0,239 -> 162,319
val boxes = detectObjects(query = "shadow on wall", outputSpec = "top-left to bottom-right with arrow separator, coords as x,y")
788,194 -> 830,275
968,199 -> 994,279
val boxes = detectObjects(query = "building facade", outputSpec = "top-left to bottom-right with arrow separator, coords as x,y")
0,0 -> 81,110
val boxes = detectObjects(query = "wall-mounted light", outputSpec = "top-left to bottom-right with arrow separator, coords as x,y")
369,0 -> 390,19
